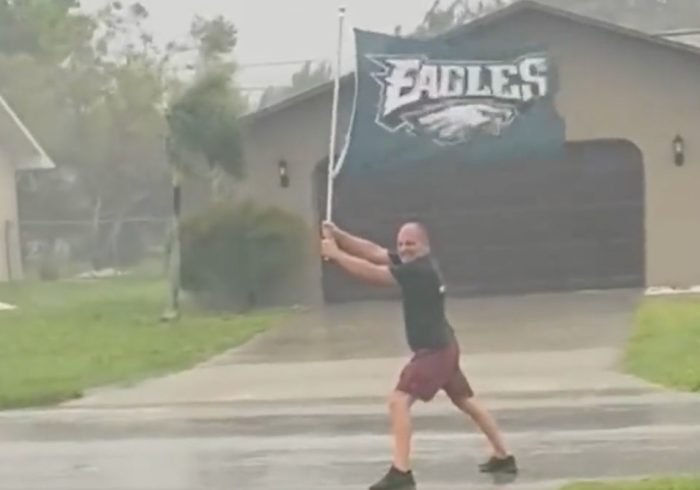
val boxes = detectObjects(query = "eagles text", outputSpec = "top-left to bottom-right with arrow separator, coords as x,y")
372,56 -> 549,121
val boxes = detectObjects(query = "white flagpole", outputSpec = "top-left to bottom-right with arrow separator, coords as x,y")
0,92 -> 54,169
325,6 -> 346,223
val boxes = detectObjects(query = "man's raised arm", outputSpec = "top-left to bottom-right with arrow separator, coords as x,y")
321,237 -> 397,288
322,222 -> 391,265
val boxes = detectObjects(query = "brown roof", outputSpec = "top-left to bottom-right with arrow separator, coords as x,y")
241,0 -> 700,125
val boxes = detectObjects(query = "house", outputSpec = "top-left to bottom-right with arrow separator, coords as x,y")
659,28 -> 700,49
198,0 -> 700,305
0,93 -> 55,281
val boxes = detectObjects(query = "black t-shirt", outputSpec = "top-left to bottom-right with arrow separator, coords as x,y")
389,252 -> 455,351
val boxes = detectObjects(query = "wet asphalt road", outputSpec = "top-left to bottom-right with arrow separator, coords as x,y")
2,398 -> 700,490
3,291 -> 698,489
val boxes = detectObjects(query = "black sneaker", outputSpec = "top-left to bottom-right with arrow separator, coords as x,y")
478,455 -> 518,474
369,466 -> 416,490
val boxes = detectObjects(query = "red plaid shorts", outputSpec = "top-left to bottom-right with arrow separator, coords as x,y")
395,340 -> 474,403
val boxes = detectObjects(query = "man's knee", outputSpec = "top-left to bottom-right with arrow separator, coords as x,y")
457,396 -> 496,424
445,371 -> 474,408
450,393 -> 476,413
388,390 -> 413,414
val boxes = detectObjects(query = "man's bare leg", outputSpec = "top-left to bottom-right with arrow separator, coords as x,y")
388,390 -> 415,471
367,391 -> 417,490
453,396 -> 509,458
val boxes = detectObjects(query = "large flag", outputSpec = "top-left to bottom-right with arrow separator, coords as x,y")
339,29 -> 565,173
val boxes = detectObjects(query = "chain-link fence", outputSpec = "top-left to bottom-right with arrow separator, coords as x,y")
18,217 -> 173,280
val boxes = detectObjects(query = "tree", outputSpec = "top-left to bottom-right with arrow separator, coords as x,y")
160,14 -> 247,318
0,0 -> 94,61
55,2 -> 176,267
190,15 -> 238,64
1,1 -> 175,269
165,15 -> 246,196
166,68 -> 245,180
0,1 -> 251,271
410,0 -> 508,38
257,61 -> 332,109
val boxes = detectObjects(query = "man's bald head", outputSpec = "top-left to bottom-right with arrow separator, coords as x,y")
401,221 -> 430,242
396,221 -> 431,262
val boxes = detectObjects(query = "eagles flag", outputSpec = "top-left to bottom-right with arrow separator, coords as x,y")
339,29 -> 565,173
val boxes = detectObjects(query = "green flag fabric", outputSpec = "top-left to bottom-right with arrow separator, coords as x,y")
339,28 -> 565,174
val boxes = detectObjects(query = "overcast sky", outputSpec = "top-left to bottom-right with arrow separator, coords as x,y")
80,0 -> 488,92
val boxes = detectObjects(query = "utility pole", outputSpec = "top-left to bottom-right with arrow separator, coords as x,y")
161,135 -> 182,322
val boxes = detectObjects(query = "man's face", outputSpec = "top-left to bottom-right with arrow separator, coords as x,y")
396,224 -> 429,262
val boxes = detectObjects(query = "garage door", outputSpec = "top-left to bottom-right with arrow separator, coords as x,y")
316,139 -> 645,303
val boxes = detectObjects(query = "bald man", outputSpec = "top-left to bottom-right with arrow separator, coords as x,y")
321,221 -> 517,490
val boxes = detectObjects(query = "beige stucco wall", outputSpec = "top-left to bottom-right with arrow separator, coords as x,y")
239,93 -> 332,306
0,150 -> 22,281
463,10 -> 700,290
215,9 -> 700,305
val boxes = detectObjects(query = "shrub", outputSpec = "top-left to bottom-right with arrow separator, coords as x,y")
179,200 -> 309,310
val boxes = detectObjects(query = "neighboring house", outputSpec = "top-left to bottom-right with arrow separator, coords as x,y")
0,94 -> 55,281
659,28 -> 700,48
189,0 -> 700,306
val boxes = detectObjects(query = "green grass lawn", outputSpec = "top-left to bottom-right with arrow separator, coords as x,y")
623,296 -> 700,392
564,297 -> 700,489
0,277 -> 285,409
561,476 -> 700,489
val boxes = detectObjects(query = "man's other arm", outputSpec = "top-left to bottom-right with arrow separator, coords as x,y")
322,238 -> 397,287
323,222 -> 391,265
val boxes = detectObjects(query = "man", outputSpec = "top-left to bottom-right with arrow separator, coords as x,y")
321,221 -> 517,490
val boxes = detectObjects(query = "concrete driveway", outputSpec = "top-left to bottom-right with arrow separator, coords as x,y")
67,289 -> 653,407
230,288 -> 642,361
